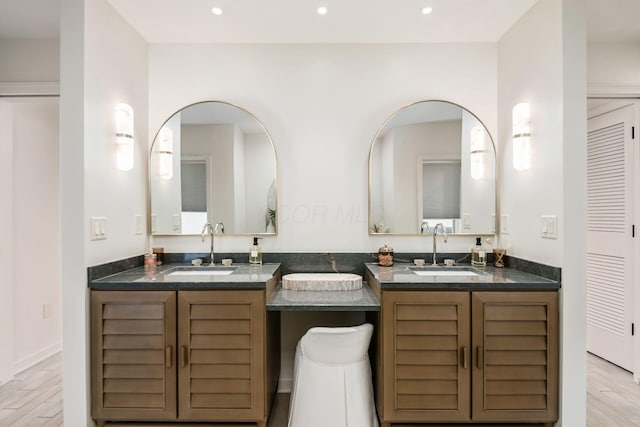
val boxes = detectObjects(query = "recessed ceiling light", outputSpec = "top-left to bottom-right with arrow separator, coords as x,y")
211,7 -> 223,15
317,6 -> 328,15
421,6 -> 433,15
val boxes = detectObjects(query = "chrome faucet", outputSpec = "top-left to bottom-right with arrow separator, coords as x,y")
201,221 -> 224,265
431,223 -> 447,265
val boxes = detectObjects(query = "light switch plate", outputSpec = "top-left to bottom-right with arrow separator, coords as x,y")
90,217 -> 107,240
541,215 -> 558,239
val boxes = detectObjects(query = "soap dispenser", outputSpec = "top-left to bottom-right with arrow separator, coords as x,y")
249,237 -> 263,266
471,237 -> 487,266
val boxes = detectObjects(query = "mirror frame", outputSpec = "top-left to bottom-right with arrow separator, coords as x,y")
368,99 -> 498,236
148,100 -> 278,236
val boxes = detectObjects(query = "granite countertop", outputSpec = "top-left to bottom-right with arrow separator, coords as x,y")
267,282 -> 380,311
365,262 -> 560,291
89,263 -> 281,290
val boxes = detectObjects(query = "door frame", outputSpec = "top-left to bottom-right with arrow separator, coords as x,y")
588,93 -> 640,383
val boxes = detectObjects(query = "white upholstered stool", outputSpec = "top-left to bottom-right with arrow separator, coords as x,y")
288,323 -> 378,427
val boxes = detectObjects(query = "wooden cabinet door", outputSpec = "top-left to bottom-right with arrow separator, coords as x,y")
91,290 -> 177,422
177,290 -> 265,421
382,291 -> 471,422
472,291 -> 558,423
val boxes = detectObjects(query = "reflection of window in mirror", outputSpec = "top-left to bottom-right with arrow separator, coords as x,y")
181,158 -> 208,233
421,160 -> 460,233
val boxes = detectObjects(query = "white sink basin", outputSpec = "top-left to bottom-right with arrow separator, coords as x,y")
282,273 -> 363,291
167,267 -> 236,276
412,270 -> 479,277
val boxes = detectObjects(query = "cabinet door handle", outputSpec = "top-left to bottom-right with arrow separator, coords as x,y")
462,347 -> 468,369
165,346 -> 172,368
476,346 -> 483,369
180,346 -> 188,368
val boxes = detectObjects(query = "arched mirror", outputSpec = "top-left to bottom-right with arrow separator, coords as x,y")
369,100 -> 496,235
150,101 -> 277,235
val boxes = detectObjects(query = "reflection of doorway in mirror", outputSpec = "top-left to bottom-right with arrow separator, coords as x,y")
418,160 -> 461,233
181,157 -> 209,234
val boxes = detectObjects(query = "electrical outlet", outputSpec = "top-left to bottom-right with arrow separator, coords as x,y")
172,214 -> 181,231
43,303 -> 52,319
90,217 -> 107,240
151,214 -> 158,233
541,215 -> 558,239
463,214 -> 472,230
135,215 -> 143,235
500,215 -> 510,234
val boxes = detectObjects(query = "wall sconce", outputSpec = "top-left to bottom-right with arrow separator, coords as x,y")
470,125 -> 486,180
115,103 -> 134,171
157,127 -> 174,179
512,102 -> 531,171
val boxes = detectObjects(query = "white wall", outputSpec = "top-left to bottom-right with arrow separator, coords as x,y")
587,43 -> 640,92
84,0 -> 149,266
149,43 -> 498,254
0,101 -> 15,385
0,39 -> 59,82
61,0 -> 149,424
498,0 -> 564,266
11,99 -> 61,372
498,0 -> 587,426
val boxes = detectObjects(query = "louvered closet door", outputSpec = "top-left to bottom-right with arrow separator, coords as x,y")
383,291 -> 470,422
178,290 -> 264,421
91,291 -> 177,422
587,105 -> 635,371
471,292 -> 558,423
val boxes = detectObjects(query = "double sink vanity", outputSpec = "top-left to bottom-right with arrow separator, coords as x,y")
89,260 -> 559,427
89,97 -> 560,426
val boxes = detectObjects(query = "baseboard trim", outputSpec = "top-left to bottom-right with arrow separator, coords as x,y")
13,341 -> 62,375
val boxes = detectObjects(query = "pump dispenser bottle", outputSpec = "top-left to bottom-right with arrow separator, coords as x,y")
471,237 -> 487,266
249,237 -> 263,265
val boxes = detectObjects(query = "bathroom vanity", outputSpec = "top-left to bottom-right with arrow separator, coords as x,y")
89,259 -> 560,427
365,263 -> 560,427
89,263 -> 282,427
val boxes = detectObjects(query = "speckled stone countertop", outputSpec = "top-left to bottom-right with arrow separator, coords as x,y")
267,283 -> 380,311
365,262 -> 560,291
89,263 -> 281,290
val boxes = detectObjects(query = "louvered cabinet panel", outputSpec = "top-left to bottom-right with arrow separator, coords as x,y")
91,291 -> 177,422
472,292 -> 558,423
382,291 -> 470,422
178,290 -> 264,421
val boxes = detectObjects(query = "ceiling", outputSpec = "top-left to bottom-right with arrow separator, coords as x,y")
0,0 -> 638,43
104,0 -> 538,44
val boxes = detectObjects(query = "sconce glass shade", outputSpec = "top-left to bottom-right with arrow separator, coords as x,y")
157,127 -> 174,179
512,102 -> 531,171
115,103 -> 134,171
470,125 -> 486,180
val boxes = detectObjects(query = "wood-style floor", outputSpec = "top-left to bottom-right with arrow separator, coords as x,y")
1,352 -> 639,426
587,353 -> 640,426
0,353 -> 63,426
